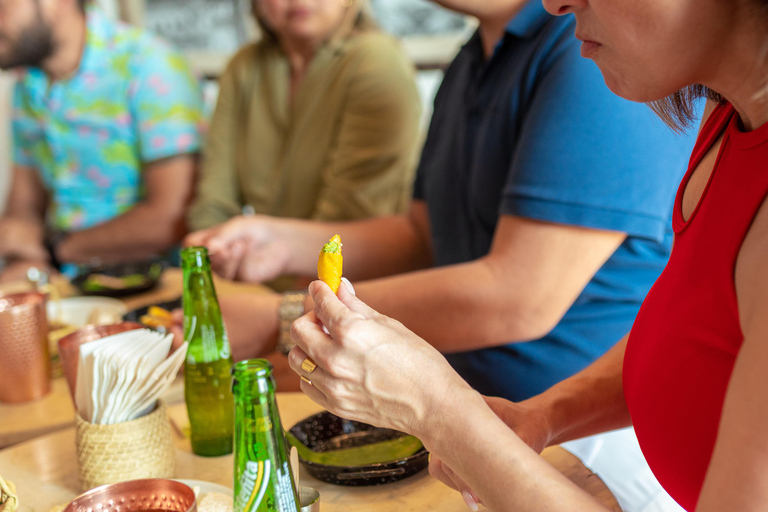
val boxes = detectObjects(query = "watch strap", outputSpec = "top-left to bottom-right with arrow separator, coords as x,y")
277,291 -> 308,355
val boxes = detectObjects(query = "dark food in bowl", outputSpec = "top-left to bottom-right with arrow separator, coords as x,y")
288,411 -> 429,486
73,261 -> 164,297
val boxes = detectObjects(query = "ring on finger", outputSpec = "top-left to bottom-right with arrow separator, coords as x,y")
300,375 -> 312,385
301,357 -> 317,374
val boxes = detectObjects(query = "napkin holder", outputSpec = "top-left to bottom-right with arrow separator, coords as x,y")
75,399 -> 176,492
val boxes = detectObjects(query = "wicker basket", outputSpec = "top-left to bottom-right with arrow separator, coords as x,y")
75,400 -> 176,492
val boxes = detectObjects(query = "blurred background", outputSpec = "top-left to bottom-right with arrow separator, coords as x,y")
0,0 -> 476,213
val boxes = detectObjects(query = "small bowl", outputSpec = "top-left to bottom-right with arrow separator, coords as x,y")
62,478 -> 196,512
58,322 -> 144,403
300,486 -> 320,512
71,260 -> 165,298
289,411 -> 429,486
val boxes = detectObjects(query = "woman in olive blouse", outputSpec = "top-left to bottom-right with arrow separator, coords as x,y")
188,0 -> 422,231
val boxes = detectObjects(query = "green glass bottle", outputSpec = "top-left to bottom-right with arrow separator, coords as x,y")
182,246 -> 235,457
232,359 -> 299,512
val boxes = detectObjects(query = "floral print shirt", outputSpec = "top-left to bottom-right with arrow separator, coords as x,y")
12,9 -> 204,231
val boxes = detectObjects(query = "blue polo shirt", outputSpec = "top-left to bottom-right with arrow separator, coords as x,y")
414,1 -> 700,400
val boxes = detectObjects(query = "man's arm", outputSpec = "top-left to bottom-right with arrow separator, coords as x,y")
189,199 -> 434,283
351,214 -> 625,352
0,166 -> 48,264
56,154 -> 196,264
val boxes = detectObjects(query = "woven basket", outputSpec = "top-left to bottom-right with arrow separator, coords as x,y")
75,400 -> 176,492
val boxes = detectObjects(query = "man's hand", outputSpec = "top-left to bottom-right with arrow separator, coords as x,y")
0,218 -> 47,262
185,215 -> 295,283
170,292 -> 281,362
428,394 -> 554,508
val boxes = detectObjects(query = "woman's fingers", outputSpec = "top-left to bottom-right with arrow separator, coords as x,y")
288,345 -> 331,393
336,278 -> 379,320
429,456 -> 482,510
308,281 -> 366,332
288,345 -> 332,407
429,455 -> 460,492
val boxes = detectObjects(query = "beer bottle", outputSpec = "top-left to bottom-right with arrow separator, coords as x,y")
232,359 -> 299,512
182,246 -> 235,456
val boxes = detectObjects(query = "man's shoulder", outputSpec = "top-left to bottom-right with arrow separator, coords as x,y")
92,14 -> 190,77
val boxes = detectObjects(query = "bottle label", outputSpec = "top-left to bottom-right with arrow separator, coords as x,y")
276,461 -> 298,511
234,460 -> 298,512
235,460 -> 271,512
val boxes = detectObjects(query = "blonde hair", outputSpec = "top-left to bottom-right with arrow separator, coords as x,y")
252,0 -> 378,46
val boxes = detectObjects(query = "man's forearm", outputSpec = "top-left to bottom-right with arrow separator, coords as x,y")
279,214 -> 432,281
531,337 -> 631,446
56,203 -> 186,264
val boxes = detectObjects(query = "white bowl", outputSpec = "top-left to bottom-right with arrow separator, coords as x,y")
175,479 -> 233,496
47,296 -> 127,327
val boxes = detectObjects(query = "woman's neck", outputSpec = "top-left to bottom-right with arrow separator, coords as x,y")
281,37 -> 318,102
282,38 -> 316,77
702,10 -> 768,130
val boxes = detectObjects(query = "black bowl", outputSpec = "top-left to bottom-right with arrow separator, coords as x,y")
288,411 -> 429,486
72,260 -> 165,298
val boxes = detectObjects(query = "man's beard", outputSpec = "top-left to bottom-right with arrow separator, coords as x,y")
0,9 -> 54,70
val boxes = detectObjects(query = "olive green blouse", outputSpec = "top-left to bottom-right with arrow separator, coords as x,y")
188,30 -> 422,230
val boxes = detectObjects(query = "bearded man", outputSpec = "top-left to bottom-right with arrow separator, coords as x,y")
0,0 -> 204,278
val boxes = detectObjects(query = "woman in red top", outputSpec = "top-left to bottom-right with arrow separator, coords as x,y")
284,0 -> 768,510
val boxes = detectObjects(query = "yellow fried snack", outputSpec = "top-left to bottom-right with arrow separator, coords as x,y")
0,475 -> 18,512
140,306 -> 174,330
318,234 -> 343,294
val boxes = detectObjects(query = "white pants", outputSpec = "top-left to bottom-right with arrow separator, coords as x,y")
561,428 -> 686,512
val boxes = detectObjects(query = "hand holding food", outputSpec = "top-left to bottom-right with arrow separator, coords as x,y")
317,234 -> 343,293
288,278 -> 477,439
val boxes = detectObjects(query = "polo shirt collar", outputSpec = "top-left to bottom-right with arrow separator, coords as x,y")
505,0 -> 552,39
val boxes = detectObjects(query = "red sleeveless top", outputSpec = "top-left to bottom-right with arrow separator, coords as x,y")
624,102 -> 768,511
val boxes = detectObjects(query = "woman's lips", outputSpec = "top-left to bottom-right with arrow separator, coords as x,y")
580,40 -> 601,58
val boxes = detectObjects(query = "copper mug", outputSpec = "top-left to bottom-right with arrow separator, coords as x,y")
0,292 -> 51,403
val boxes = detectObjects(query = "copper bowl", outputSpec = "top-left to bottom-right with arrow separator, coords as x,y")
63,478 -> 196,512
58,322 -> 143,403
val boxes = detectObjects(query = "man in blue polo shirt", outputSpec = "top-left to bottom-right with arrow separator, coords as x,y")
182,0 -> 696,401
178,1 -> 694,509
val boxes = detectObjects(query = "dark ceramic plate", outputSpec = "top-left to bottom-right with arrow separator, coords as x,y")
72,260 -> 165,298
123,297 -> 183,324
288,411 -> 429,486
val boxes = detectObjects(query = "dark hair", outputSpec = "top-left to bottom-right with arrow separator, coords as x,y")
78,0 -> 88,12
648,86 -> 723,133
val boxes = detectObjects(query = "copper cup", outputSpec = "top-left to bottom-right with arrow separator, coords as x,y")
62,478 -> 197,512
0,292 -> 51,403
58,322 -> 143,404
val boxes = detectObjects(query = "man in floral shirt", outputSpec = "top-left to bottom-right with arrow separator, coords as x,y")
0,0 -> 203,278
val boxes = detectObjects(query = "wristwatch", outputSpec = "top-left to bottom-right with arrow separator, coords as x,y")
277,291 -> 308,355
43,229 -> 69,270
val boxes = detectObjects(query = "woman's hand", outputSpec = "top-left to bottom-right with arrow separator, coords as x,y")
184,215 -> 294,283
287,278 -> 475,437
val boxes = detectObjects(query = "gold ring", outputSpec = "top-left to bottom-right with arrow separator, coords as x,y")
301,357 -> 317,373
300,375 -> 312,385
